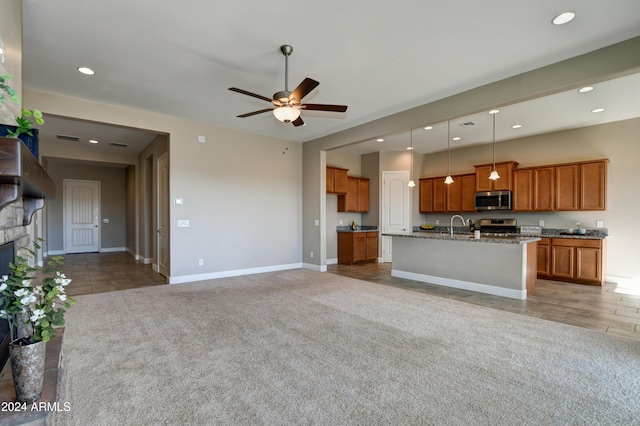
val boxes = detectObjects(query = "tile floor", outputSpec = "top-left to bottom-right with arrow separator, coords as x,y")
328,262 -> 640,342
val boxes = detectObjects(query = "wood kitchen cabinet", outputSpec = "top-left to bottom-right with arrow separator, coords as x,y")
338,176 -> 369,213
513,167 -> 554,211
555,164 -> 579,210
326,166 -> 348,194
475,161 -> 518,192
555,160 -> 608,211
420,174 -> 474,213
337,231 -> 378,265
419,177 -> 445,213
580,160 -> 607,210
536,238 -> 551,277
539,238 -> 606,285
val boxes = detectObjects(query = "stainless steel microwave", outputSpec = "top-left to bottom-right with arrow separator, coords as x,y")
474,191 -> 512,211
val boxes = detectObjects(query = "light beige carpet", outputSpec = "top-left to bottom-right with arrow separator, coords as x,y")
53,270 -> 640,425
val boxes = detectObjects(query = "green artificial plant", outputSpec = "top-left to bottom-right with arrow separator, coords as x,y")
0,73 -> 44,138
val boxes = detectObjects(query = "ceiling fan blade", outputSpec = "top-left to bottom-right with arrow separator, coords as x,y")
292,116 -> 305,127
229,87 -> 273,103
289,78 -> 319,103
237,109 -> 273,118
300,103 -> 348,113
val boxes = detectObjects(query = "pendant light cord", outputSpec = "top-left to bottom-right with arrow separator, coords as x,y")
492,112 -> 496,169
447,121 -> 451,174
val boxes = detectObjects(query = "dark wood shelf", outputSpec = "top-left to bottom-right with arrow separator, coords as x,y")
0,137 -> 55,225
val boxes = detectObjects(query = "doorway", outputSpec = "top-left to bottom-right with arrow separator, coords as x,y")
64,179 -> 101,253
381,171 -> 411,262
157,153 -> 169,277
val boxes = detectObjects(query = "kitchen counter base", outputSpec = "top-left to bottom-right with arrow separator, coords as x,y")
390,236 -> 537,300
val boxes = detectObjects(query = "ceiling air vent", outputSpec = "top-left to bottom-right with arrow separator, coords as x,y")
459,121 -> 476,127
56,134 -> 81,141
109,142 -> 129,148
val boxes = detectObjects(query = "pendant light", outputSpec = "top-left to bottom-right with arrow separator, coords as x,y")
444,120 -> 454,184
407,129 -> 416,187
489,109 -> 500,180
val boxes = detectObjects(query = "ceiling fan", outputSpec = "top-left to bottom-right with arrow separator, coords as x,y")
229,45 -> 348,127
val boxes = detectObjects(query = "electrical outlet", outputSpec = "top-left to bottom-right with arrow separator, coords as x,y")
596,220 -> 604,228
539,220 -> 544,227
177,219 -> 190,227
339,220 -> 343,225
310,251 -> 314,258
198,258 -> 204,266
435,220 -> 440,225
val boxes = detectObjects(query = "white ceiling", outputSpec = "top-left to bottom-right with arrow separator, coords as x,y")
20,0 -> 640,156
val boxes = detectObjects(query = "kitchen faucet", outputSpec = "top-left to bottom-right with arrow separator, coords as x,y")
450,214 -> 467,236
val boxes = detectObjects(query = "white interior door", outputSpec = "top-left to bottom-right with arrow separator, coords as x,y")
157,153 -> 169,277
382,171 -> 411,262
64,179 -> 100,253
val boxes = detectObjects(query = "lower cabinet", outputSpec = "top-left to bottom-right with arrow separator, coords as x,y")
538,238 -> 606,285
338,232 -> 378,265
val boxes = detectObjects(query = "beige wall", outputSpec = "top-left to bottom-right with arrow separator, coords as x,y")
26,89 -> 303,281
126,165 -> 136,253
0,0 -> 22,126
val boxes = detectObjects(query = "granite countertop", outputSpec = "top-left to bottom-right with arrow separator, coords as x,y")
337,225 -> 378,233
411,226 -> 608,240
540,229 -> 608,240
384,231 -> 540,245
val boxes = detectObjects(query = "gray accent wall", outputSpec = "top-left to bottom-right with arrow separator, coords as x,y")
45,159 -> 127,252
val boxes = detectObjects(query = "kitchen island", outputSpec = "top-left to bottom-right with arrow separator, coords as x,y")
384,231 -> 540,300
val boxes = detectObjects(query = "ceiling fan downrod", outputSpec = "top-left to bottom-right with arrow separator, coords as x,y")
274,45 -> 294,102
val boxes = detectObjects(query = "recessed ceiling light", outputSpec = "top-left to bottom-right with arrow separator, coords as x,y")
77,66 -> 95,75
424,126 -> 433,130
578,86 -> 594,93
89,139 -> 99,144
452,137 -> 461,141
376,138 -> 384,142
512,124 -> 522,129
488,109 -> 499,115
407,146 -> 414,150
591,108 -> 605,113
552,11 -> 575,25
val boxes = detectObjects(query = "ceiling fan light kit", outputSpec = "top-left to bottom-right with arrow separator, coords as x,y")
229,45 -> 347,127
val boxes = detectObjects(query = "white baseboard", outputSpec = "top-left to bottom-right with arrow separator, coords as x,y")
47,250 -> 65,256
326,258 -> 338,265
606,275 -> 640,285
126,248 -> 136,257
100,247 -> 126,253
168,262 -> 304,284
303,263 -> 327,272
391,269 -> 527,300
152,263 -> 159,272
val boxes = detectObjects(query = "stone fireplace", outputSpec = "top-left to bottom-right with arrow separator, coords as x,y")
0,200 -> 33,370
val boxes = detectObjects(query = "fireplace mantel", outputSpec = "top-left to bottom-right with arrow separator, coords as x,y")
0,137 -> 55,225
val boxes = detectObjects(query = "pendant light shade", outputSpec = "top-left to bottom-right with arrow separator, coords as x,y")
273,106 -> 301,123
408,129 -> 416,187
445,120 -> 454,185
489,110 -> 500,180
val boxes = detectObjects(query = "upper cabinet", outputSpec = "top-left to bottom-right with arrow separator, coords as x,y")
419,173 -> 475,213
475,161 -> 518,192
338,176 -> 369,213
326,166 -> 348,194
513,159 -> 608,212
580,160 -> 608,210
513,167 -> 554,211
